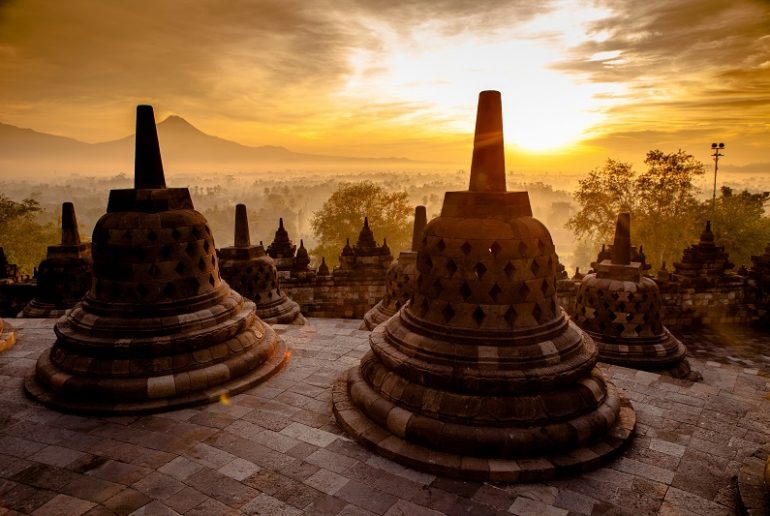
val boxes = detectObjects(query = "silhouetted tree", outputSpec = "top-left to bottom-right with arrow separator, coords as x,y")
703,186 -> 770,268
568,150 -> 706,269
0,194 -> 58,275
311,181 -> 411,267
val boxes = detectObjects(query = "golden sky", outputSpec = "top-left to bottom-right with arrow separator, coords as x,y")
0,0 -> 768,174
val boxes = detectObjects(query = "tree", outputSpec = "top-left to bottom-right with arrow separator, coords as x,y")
0,194 -> 59,276
703,186 -> 770,268
567,159 -> 636,245
568,150 -> 705,269
310,181 -> 412,267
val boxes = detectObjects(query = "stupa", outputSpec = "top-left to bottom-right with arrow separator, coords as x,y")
218,204 -> 305,325
335,218 -> 393,280
20,202 -> 92,318
333,91 -> 635,481
360,206 -> 427,330
24,105 -> 287,414
673,221 -> 734,283
266,218 -> 297,271
573,213 -> 696,379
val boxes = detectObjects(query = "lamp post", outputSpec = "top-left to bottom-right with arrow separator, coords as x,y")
711,142 -> 725,216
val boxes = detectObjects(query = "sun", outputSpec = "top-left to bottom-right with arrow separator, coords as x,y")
339,4 -> 619,153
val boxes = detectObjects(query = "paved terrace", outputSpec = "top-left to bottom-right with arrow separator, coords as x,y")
0,318 -> 768,516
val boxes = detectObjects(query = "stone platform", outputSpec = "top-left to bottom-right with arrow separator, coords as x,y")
0,318 -> 768,515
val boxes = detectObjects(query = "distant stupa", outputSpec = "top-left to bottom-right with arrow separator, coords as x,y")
218,204 -> 305,324
360,206 -> 426,330
20,202 -> 92,318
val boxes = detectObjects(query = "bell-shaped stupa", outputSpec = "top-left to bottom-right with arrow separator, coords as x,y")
333,91 -> 635,481
21,202 -> 92,318
361,206 -> 427,330
573,213 -> 696,379
24,106 -> 288,414
218,204 -> 305,325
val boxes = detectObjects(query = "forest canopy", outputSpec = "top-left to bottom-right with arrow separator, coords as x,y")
567,150 -> 770,270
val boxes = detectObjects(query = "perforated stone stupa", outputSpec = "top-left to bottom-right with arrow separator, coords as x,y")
361,206 -> 426,330
333,91 -> 635,481
573,213 -> 696,379
20,202 -> 92,318
24,105 -> 287,414
218,204 -> 305,325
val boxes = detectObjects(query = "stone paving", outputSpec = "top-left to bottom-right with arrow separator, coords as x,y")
675,325 -> 770,376
0,317 -> 768,515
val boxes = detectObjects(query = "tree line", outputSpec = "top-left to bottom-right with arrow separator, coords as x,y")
566,150 -> 770,270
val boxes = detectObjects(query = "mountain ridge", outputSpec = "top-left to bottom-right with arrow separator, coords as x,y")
0,115 -> 414,176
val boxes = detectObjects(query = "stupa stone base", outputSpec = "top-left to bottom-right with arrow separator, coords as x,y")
19,300 -> 69,319
360,300 -> 395,330
591,330 -> 700,380
332,368 -> 635,482
24,307 -> 288,415
258,299 -> 306,325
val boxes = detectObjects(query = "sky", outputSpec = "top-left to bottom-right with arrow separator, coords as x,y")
0,0 -> 768,175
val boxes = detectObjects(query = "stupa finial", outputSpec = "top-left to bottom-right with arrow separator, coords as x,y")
134,105 -> 166,189
234,204 -> 250,247
411,206 -> 427,252
469,90 -> 506,193
611,212 -> 631,265
60,202 -> 80,246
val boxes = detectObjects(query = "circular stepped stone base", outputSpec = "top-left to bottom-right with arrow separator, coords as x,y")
332,368 -> 636,482
24,335 -> 288,416
19,301 -> 69,319
360,300 -> 395,330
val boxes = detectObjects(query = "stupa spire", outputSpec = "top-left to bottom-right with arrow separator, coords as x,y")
611,212 -> 631,265
411,206 -> 427,252
60,202 -> 80,246
134,105 -> 166,189
234,204 -> 250,247
469,90 -> 506,193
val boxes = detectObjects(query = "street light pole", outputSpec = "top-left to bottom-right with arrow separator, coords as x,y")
711,142 -> 725,216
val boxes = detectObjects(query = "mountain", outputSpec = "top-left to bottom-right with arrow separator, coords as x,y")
0,115 -> 414,177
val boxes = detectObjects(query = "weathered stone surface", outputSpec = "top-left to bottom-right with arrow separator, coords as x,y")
20,202 -> 92,318
333,91 -> 635,481
3,316 -> 769,514
218,204 -> 305,325
573,213 -> 697,380
23,105 -> 288,414
361,206 -> 426,331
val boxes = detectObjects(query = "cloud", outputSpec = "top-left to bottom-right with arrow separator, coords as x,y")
0,0 -> 766,170
553,0 -> 770,134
